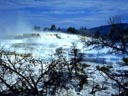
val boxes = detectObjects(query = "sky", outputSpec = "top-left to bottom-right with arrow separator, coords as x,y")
0,0 -> 128,31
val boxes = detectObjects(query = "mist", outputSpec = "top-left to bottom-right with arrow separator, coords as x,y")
0,17 -> 33,40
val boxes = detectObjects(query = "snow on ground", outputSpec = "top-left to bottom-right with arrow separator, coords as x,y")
0,31 -> 127,96
0,31 -> 85,59
0,31 -> 126,61
0,31 -> 127,70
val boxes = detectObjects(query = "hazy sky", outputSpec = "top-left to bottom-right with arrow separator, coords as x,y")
0,0 -> 128,29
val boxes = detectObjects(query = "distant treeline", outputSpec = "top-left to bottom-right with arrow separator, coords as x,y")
33,24 -> 87,34
33,16 -> 128,37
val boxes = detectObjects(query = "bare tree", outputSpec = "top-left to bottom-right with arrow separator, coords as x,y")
108,16 -> 121,25
86,16 -> 128,54
0,46 -> 89,96
84,16 -> 128,95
